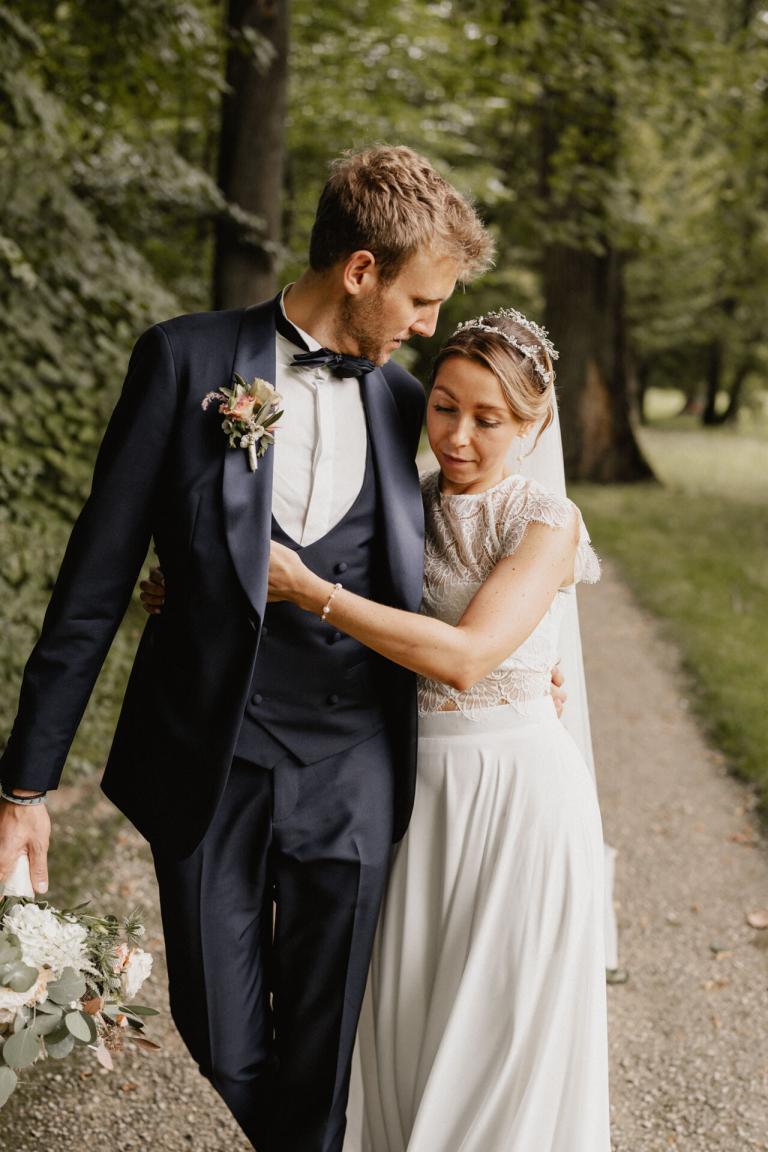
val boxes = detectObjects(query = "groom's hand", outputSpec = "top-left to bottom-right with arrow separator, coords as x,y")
551,662 -> 567,719
0,795 -> 51,894
140,565 -> 165,614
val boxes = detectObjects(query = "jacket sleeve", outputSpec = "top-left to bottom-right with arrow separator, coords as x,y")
0,324 -> 180,791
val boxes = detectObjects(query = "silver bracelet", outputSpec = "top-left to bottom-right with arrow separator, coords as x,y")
0,787 -> 48,806
320,582 -> 343,621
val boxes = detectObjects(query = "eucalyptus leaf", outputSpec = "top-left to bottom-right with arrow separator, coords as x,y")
2,1027 -> 40,1070
34,1001 -> 63,1017
5,962 -> 39,993
42,1021 -> 70,1047
120,1004 -> 159,1016
0,940 -> 21,966
44,1032 -> 76,1060
80,1011 -> 99,1042
0,1065 -> 18,1108
46,966 -> 86,1005
64,1011 -> 93,1043
30,1013 -> 65,1037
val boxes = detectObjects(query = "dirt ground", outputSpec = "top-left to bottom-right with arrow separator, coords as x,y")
1,560 -> 767,1151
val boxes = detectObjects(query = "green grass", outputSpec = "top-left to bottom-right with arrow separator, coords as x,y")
573,412 -> 768,816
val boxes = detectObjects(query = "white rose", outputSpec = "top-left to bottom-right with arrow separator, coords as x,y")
119,948 -> 153,1001
2,903 -> 90,977
250,377 -> 281,407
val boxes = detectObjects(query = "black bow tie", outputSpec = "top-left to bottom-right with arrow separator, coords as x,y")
291,348 -> 377,378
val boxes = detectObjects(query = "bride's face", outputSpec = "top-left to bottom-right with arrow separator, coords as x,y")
428,355 -> 529,495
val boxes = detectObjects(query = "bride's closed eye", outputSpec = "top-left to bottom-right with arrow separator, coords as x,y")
433,403 -> 500,430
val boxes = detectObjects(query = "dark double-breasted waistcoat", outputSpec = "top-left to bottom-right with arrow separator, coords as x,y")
0,297 -> 425,857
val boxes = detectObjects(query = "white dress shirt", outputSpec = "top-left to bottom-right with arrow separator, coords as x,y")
272,290 -> 368,546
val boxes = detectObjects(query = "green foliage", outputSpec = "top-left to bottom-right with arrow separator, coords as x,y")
287,0 -> 765,389
0,2 -> 223,773
574,421 -> 768,817
624,7 -> 768,406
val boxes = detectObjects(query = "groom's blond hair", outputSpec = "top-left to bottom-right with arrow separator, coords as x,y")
309,146 -> 494,283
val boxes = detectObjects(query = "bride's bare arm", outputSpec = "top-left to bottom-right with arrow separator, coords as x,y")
268,511 -> 580,691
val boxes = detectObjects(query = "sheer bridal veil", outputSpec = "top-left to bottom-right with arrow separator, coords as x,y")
516,399 -> 619,971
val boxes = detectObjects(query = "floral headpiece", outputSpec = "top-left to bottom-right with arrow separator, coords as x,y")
452,307 -> 559,388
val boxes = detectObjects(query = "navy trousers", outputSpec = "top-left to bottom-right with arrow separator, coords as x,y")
150,728 -> 395,1152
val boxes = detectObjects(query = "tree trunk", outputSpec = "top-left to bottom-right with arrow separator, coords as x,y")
722,361 -> 750,423
213,0 -> 289,309
703,350 -> 750,425
629,355 -> 649,426
543,244 -> 654,482
702,339 -> 723,425
678,386 -> 702,417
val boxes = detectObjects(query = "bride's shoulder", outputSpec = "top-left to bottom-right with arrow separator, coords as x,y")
497,477 -> 600,584
497,474 -> 575,530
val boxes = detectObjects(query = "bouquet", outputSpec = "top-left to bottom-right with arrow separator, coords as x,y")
0,854 -> 159,1107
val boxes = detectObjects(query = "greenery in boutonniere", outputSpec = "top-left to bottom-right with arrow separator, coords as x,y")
202,373 -> 283,471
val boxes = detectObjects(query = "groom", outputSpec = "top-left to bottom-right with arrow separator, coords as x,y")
0,147 -> 493,1150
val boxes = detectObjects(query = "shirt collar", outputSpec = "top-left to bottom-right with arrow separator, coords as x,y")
278,285 -> 322,354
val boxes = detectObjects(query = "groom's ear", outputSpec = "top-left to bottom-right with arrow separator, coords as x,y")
342,250 -> 379,296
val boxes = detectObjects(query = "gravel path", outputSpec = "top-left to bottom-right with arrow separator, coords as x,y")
1,561 -> 767,1150
581,563 -> 768,1152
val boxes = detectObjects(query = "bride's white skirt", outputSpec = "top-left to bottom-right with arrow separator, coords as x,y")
344,697 -> 610,1152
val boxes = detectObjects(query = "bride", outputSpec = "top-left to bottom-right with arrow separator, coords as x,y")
266,309 -> 610,1152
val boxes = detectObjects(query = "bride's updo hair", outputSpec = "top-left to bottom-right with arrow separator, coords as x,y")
430,310 -> 556,446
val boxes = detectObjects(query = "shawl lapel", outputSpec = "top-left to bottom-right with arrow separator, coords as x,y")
360,368 -> 425,612
222,299 -> 278,624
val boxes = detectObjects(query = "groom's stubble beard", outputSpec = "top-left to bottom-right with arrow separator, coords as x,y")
337,287 -> 393,366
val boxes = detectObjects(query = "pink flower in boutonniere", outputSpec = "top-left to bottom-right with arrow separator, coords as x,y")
202,373 -> 283,472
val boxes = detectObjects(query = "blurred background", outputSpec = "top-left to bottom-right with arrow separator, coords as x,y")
0,0 -> 766,820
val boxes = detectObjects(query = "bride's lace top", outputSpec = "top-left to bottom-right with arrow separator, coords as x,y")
417,470 -> 600,718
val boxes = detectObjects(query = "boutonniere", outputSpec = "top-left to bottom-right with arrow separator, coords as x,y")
202,374 -> 283,472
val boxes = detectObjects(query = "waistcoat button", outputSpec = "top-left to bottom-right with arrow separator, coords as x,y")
335,561 -> 348,574
261,625 -> 269,638
327,693 -> 340,705
327,630 -> 343,644
252,693 -> 263,705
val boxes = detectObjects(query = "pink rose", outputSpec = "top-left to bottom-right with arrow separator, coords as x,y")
112,942 -> 130,974
223,394 -> 257,421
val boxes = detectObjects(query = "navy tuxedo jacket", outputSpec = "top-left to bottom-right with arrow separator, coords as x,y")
0,298 -> 426,857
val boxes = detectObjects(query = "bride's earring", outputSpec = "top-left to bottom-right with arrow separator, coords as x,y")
512,433 -> 527,471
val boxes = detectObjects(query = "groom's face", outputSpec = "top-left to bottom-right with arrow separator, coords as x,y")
339,248 -> 458,365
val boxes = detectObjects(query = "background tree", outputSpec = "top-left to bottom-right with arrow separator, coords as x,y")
0,0 -> 225,764
214,0 -> 290,306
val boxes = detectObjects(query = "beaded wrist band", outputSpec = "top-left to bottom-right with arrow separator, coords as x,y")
320,582 -> 342,621
0,788 -> 48,806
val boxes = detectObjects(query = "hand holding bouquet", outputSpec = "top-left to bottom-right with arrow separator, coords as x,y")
0,855 -> 159,1106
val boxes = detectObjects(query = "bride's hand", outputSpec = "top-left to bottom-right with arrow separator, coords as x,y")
268,542 -> 314,603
